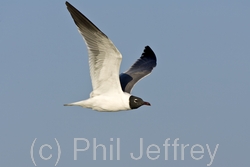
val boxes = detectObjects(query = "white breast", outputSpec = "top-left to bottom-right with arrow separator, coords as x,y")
76,92 -> 131,112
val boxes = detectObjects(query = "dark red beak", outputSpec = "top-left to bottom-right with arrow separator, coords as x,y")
143,101 -> 151,106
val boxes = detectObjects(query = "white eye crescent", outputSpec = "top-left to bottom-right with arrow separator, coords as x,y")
134,99 -> 138,103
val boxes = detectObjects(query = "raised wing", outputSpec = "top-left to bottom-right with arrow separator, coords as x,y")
119,46 -> 157,93
66,2 -> 123,97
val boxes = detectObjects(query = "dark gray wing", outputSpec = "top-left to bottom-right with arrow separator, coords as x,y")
119,46 -> 157,93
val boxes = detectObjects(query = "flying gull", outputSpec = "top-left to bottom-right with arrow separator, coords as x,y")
64,1 -> 157,111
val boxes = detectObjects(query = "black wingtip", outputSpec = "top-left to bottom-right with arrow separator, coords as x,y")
141,46 -> 157,61
65,1 -> 108,38
65,1 -> 75,11
65,1 -> 70,6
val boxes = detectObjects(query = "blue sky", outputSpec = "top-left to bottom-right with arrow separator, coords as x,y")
1,0 -> 249,166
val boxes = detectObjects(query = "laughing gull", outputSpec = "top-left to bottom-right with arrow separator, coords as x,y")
64,1 -> 157,111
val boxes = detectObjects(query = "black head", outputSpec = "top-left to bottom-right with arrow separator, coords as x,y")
129,95 -> 151,109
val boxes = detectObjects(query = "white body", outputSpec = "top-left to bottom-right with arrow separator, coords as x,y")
67,92 -> 131,112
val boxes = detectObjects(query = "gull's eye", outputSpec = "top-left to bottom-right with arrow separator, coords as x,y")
134,99 -> 138,103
